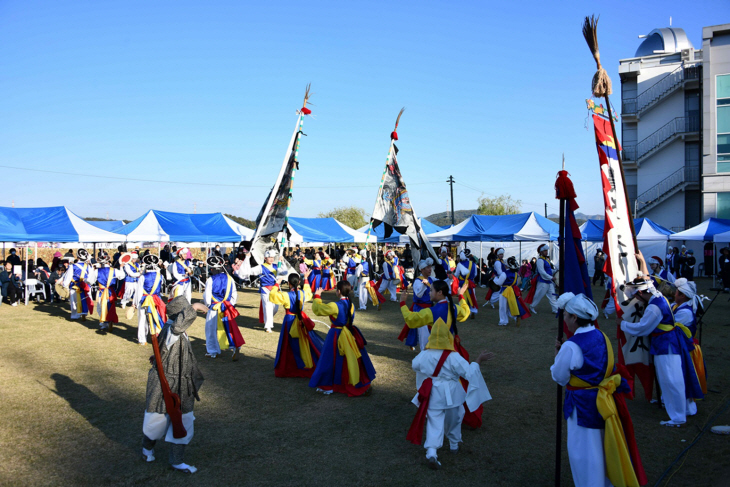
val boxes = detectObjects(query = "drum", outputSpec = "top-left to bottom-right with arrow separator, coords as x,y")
658,281 -> 676,300
488,278 -> 501,292
55,282 -> 70,299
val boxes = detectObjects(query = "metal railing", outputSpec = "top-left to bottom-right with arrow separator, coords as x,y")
636,116 -> 699,161
622,64 -> 701,116
636,166 -> 700,213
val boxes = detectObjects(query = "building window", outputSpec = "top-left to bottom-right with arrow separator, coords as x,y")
719,75 -> 730,171
718,193 -> 730,220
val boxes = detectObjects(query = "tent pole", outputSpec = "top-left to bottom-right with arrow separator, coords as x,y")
24,243 -> 30,306
713,242 -> 717,287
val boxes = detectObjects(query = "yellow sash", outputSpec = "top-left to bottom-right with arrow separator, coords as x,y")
172,259 -> 191,297
213,274 -> 234,349
288,290 -> 314,369
141,272 -> 163,334
501,285 -> 520,316
568,331 -> 639,487
365,280 -> 378,304
336,304 -> 361,385
72,263 -> 89,312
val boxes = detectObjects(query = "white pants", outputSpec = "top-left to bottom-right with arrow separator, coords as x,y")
138,308 -> 151,344
172,281 -> 191,303
261,290 -> 279,331
379,279 -> 398,301
566,409 -> 612,487
358,277 -> 371,310
604,298 -> 615,317
347,273 -> 358,291
68,288 -> 87,319
489,290 -> 501,306
532,281 -> 557,313
121,282 -> 137,307
416,326 -> 431,351
424,405 -> 465,459
205,309 -> 221,355
498,294 -> 515,326
654,353 -> 691,424
143,411 -> 195,445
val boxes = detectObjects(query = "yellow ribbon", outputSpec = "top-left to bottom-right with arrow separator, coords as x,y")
568,332 -> 639,487
501,286 -> 520,316
72,263 -> 89,313
337,325 -> 361,385
656,322 -> 692,339
98,268 -> 115,322
365,280 -> 378,304
141,272 -> 163,334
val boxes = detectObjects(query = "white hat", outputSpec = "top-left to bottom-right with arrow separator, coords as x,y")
359,249 -> 367,257
538,244 -> 549,253
440,246 -> 448,254
623,279 -> 656,299
674,278 -> 695,300
557,292 -> 599,321
418,257 -> 434,271
177,247 -> 189,257
496,248 -> 505,256
264,249 -> 277,258
459,250 -> 467,260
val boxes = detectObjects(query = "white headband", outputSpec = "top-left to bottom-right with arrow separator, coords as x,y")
557,292 -> 599,321
496,249 -> 505,255
264,249 -> 277,258
538,244 -> 548,253
674,278 -> 695,300
418,257 -> 434,271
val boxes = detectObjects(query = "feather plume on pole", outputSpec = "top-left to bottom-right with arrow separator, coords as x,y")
391,107 -> 405,140
582,15 -> 612,98
300,83 -> 313,115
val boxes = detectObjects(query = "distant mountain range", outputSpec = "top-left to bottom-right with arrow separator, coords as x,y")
548,213 -> 604,221
425,209 -> 478,227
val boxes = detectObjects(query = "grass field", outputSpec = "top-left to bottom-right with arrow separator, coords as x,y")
1,279 -> 729,486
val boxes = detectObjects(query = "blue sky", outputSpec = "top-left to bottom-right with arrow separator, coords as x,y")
1,1 -> 727,221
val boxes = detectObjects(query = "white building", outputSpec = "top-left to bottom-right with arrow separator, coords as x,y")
619,23 -> 730,231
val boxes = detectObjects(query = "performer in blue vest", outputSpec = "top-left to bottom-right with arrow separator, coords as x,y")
618,253 -> 704,426
356,249 -> 383,310
454,249 -> 479,317
648,256 -> 675,287
95,251 -> 126,334
487,248 -> 506,308
121,251 -> 142,313
343,246 -> 361,289
672,278 -> 709,396
436,246 -> 453,285
303,249 -> 330,291
378,250 -> 401,302
241,249 -> 288,333
493,257 -> 531,326
552,292 -> 645,487
61,248 -> 97,320
136,254 -> 166,346
398,258 -> 436,350
203,256 -> 243,360
170,248 -> 193,303
526,244 -> 557,315
309,280 -> 376,396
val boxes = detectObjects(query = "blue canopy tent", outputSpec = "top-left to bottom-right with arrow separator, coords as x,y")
428,213 -> 559,242
287,217 -> 372,244
85,220 -> 126,232
0,206 -> 125,242
116,210 -> 251,242
357,219 -> 444,244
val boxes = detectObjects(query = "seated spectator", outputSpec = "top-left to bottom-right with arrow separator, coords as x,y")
48,265 -> 66,301
1,261 -> 22,306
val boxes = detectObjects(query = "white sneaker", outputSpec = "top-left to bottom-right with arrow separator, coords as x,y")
427,456 -> 441,470
529,307 -> 537,315
142,448 -> 155,462
171,463 -> 197,474
11,302 -> 18,307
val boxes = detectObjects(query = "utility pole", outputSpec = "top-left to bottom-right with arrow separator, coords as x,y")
446,176 -> 455,226
544,203 -> 548,218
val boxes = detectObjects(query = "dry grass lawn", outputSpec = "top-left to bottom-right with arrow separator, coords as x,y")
1,279 -> 729,486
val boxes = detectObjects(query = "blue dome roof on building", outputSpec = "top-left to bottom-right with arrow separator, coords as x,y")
635,27 -> 694,57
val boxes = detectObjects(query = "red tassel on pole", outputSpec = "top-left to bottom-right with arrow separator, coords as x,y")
555,170 -> 576,200
300,107 -> 312,115
390,131 -> 398,140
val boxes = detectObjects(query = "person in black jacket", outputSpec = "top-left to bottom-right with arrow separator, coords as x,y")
719,247 -> 730,291
1,261 -> 22,306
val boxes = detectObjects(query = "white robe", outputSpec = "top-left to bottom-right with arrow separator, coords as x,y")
412,350 -> 491,458
531,258 -> 557,313
203,276 -> 238,355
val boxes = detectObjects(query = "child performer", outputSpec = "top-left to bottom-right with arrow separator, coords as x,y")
309,280 -> 376,396
136,254 -> 166,346
552,292 -> 646,487
270,270 -> 325,378
141,296 -> 206,474
202,256 -> 244,360
400,279 -> 493,470
320,251 -> 335,291
170,248 -> 193,303
493,257 -> 531,326
453,249 -> 479,317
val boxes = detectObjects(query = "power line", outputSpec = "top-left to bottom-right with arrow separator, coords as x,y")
453,181 -> 560,212
0,164 -> 440,189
